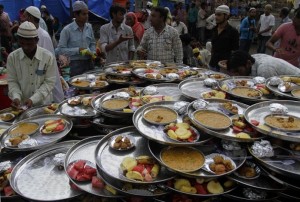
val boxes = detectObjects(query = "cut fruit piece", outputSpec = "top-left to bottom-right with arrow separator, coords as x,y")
207,180 -> 224,194
176,123 -> 190,129
180,185 -> 197,194
177,130 -> 192,140
175,127 -> 188,136
174,178 -> 191,190
223,180 -> 235,188
126,171 -> 144,181
136,156 -> 155,164
167,130 -> 178,139
236,132 -> 251,139
121,157 -> 137,172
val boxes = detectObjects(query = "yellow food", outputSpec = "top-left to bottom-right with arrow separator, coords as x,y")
236,132 -> 251,139
194,111 -> 231,130
180,185 -> 197,194
9,122 -> 39,136
265,115 -> 300,130
136,156 -> 155,164
144,108 -> 177,124
223,180 -> 235,188
150,164 -> 160,178
231,87 -> 261,98
207,180 -> 224,194
167,130 -> 178,139
0,113 -> 14,122
126,171 -> 144,181
105,185 -> 117,195
174,179 -> 191,190
176,123 -> 190,129
120,157 -> 137,172
71,80 -> 90,87
102,99 -> 129,110
161,147 -> 205,172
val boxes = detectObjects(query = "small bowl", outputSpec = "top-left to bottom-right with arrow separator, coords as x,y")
66,160 -> 96,182
143,106 -> 178,125
264,114 -> 300,132
8,122 -> 39,136
0,113 -> 15,122
291,88 -> 300,98
165,124 -> 200,143
203,153 -> 237,175
109,134 -> 135,151
67,96 -> 82,106
233,160 -> 261,180
192,109 -> 232,130
101,98 -> 129,111
231,87 -> 263,99
40,119 -> 67,135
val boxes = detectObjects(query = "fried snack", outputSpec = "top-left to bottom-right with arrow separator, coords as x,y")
209,155 -> 234,174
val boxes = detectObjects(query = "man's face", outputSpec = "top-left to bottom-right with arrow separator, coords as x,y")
215,12 -> 227,24
113,11 -> 125,24
125,15 -> 134,27
22,11 -> 32,23
249,9 -> 256,18
150,11 -> 163,27
264,7 -> 271,15
75,9 -> 89,23
18,37 -> 38,56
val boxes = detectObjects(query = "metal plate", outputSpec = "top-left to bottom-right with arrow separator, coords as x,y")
148,140 -> 247,178
166,177 -> 237,197
98,169 -> 169,197
69,73 -> 109,90
263,169 -> 300,191
140,83 -> 183,104
94,126 -> 175,184
58,94 -> 98,118
228,172 -> 286,191
205,71 -> 229,80
17,104 -> 59,122
0,122 -> 12,134
0,108 -> 22,123
10,141 -> 82,201
266,75 -> 300,100
224,187 -> 279,202
249,144 -> 300,178
0,114 -> 72,151
0,152 -> 27,199
179,78 -> 214,100
187,99 -> 263,142
244,100 -> 300,142
219,76 -> 277,102
92,88 -> 142,116
64,136 -> 122,197
133,101 -> 212,146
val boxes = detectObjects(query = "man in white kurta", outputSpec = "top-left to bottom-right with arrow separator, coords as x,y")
7,21 -> 56,108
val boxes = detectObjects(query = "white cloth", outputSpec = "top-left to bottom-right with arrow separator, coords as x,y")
100,22 -> 135,64
206,13 -> 216,30
251,54 -> 300,78
171,21 -> 188,35
39,18 -> 48,32
7,46 -> 56,106
38,27 -> 64,103
197,8 -> 207,28
142,9 -> 151,30
258,14 -> 275,36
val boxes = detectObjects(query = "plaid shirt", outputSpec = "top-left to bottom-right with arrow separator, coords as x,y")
138,25 -> 183,63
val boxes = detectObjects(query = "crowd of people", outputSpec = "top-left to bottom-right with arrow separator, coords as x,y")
0,0 -> 300,108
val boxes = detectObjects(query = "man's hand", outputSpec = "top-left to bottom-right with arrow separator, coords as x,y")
118,34 -> 133,43
24,99 -> 33,108
11,98 -> 20,109
137,49 -> 147,59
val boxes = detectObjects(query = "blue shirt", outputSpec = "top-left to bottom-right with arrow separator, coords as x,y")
240,17 -> 256,40
188,7 -> 198,23
56,21 -> 96,60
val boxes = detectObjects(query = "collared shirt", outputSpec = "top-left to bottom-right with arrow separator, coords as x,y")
7,46 -> 56,106
100,22 -> 135,64
251,54 -> 300,78
171,21 -> 188,35
0,12 -> 12,37
38,27 -> 64,103
210,23 -> 239,68
258,14 -> 275,36
137,25 -> 183,64
56,21 -> 96,60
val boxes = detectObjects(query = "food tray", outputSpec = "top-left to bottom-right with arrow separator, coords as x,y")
0,152 -> 27,199
58,94 -> 98,118
0,114 -> 72,151
133,101 -> 212,146
98,169 -> 170,197
0,107 -> 22,123
165,177 -> 237,197
64,136 -> 122,197
148,140 -> 247,178
187,99 -> 263,142
224,186 -> 279,202
68,73 -> 109,90
94,126 -> 175,184
266,75 -> 300,101
218,76 -> 277,103
17,104 -> 58,122
10,141 -> 82,201
0,122 -> 12,134
92,88 -> 142,116
248,143 -> 300,179
244,100 -> 300,142
140,83 -> 183,103
179,78 -> 216,100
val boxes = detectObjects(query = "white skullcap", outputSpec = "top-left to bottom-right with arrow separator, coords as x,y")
41,5 -> 46,9
147,2 -> 153,7
26,6 -> 41,19
73,1 -> 88,12
17,21 -> 38,38
215,5 -> 230,15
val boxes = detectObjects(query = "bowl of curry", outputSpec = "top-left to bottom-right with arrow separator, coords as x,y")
8,122 -> 39,136
230,87 -> 263,99
160,146 -> 205,172
264,114 -> 300,132
143,106 -> 178,125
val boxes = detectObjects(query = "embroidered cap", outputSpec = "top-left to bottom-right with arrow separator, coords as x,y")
73,1 -> 88,12
215,5 -> 230,15
17,21 -> 38,38
25,6 -> 41,19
